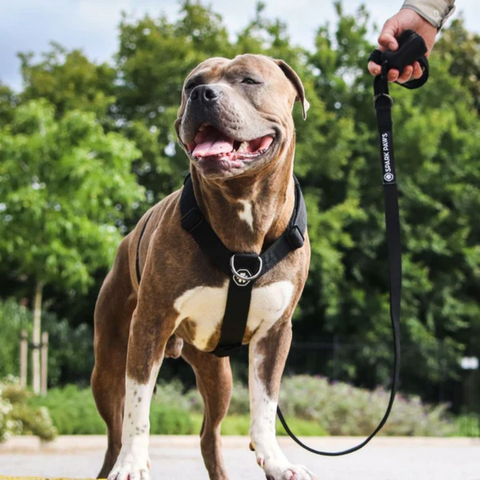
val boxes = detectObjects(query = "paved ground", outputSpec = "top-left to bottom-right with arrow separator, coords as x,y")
0,436 -> 479,480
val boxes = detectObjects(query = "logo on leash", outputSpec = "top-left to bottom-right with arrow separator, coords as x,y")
381,133 -> 395,183
384,172 -> 394,182
233,269 -> 252,287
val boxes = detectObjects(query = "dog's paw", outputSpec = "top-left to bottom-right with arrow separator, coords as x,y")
262,460 -> 316,480
252,441 -> 316,480
107,447 -> 151,480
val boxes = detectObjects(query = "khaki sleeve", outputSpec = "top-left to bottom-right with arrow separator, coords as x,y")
401,0 -> 456,28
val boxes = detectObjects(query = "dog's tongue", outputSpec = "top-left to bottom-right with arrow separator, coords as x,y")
192,126 -> 234,157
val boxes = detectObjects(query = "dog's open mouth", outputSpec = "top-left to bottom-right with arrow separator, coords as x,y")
187,123 -> 274,162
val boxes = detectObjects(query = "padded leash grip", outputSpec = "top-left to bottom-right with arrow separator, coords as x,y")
368,29 -> 429,89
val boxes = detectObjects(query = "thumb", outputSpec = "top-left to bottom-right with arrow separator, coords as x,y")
378,19 -> 399,51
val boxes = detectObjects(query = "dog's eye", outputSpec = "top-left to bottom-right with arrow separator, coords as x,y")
241,77 -> 260,85
185,81 -> 198,91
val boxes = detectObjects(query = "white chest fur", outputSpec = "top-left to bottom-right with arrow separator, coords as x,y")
174,280 -> 294,349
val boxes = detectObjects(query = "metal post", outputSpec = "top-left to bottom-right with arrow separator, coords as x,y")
20,330 -> 28,388
41,332 -> 49,396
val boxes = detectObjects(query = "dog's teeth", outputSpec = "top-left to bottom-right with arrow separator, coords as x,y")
237,141 -> 249,152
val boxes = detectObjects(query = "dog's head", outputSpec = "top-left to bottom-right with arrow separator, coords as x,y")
175,54 -> 309,179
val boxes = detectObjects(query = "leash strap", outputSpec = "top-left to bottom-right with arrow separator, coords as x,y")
276,29 -> 428,455
180,174 -> 307,357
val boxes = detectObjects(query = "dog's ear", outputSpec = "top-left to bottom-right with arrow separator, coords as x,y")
274,59 -> 310,120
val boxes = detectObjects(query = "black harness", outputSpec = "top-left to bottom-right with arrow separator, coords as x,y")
135,29 -> 429,457
135,176 -> 306,358
136,175 -> 307,357
179,174 -> 307,357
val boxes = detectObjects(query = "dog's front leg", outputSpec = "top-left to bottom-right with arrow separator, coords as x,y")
107,294 -> 176,480
249,318 -> 316,480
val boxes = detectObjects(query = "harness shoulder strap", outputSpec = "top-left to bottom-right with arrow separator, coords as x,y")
135,210 -> 154,284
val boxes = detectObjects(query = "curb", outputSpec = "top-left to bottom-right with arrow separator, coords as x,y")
0,435 -> 478,454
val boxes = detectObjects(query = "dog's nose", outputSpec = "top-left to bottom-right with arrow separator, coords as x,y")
190,85 -> 220,103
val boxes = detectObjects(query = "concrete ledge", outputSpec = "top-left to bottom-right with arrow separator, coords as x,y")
0,478 -> 96,480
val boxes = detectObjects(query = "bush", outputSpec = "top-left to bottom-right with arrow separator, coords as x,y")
0,300 -> 30,379
149,380 -> 197,434
24,376 -> 458,437
277,375 -> 455,436
0,376 -> 56,441
28,384 -> 105,434
186,375 -> 454,436
150,403 -> 195,435
452,414 -> 480,437
0,298 -> 94,387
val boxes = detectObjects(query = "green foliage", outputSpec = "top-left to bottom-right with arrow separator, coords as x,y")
41,311 -> 94,387
277,376 -> 454,436
150,403 -> 195,435
0,298 -> 93,386
24,378 -> 456,436
0,376 -> 56,441
187,375 -> 454,436
0,299 -> 30,378
0,83 -> 18,127
0,99 -> 144,292
452,413 -> 480,437
20,43 -> 116,119
28,384 -> 105,435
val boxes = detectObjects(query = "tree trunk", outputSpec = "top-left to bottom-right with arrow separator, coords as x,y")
41,331 -> 49,396
20,330 -> 28,388
32,280 -> 43,394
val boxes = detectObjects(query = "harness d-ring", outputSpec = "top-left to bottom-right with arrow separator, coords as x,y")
230,254 -> 263,281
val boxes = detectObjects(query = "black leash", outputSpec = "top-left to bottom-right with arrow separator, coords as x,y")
276,29 -> 429,456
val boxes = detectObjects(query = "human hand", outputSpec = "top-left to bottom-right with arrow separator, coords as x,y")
368,8 -> 437,83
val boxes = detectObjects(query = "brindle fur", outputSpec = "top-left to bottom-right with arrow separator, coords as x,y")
92,53 -> 311,480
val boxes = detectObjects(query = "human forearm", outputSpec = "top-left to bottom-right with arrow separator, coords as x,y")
401,0 -> 456,29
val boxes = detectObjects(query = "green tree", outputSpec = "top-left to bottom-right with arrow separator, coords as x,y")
0,99 -> 144,391
19,43 -> 116,120
0,83 -> 18,127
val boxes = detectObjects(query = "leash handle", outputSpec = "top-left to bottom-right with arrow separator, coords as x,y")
276,31 -> 429,457
368,29 -> 429,89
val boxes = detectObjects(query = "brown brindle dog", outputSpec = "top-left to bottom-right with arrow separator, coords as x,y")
92,54 -> 315,480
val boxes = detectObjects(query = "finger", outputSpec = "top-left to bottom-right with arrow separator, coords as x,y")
412,61 -> 423,79
387,69 -> 400,83
378,19 -> 399,51
368,61 -> 382,76
397,65 -> 414,84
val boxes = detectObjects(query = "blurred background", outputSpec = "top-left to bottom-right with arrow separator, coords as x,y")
0,0 -> 479,441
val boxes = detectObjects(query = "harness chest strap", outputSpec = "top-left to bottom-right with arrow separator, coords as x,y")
179,174 -> 307,357
134,174 -> 307,358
